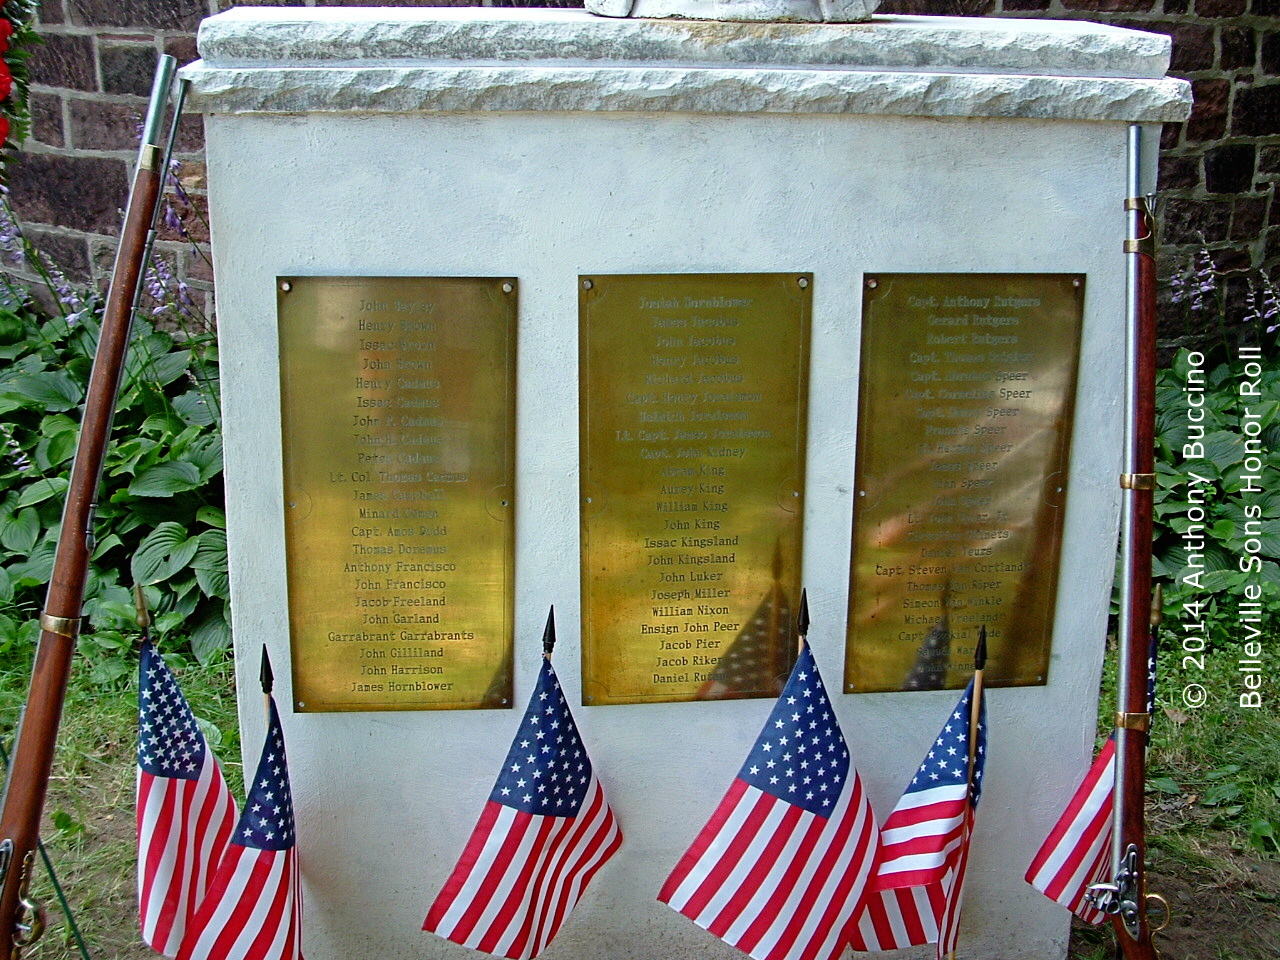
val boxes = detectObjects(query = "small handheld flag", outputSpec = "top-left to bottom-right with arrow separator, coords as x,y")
1025,737 -> 1115,924
425,608 -> 622,959
850,661 -> 987,957
177,648 -> 302,960
660,623 -> 879,960
137,630 -> 237,956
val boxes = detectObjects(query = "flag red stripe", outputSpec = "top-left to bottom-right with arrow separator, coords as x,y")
794,780 -> 877,960
663,780 -> 775,919
708,800 -> 806,938
526,782 -> 620,957
1025,741 -> 1115,924
479,813 -> 570,955
425,799 -> 503,932
749,781 -> 870,960
468,811 -> 553,952
139,749 -> 236,957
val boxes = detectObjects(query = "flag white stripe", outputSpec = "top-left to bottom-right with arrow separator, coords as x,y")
875,835 -> 963,879
439,805 -> 533,941
693,793 -> 793,926
181,849 -> 286,960
1029,769 -> 1112,885
750,784 -> 871,960
527,781 -> 616,957
719,800 -> 822,943
663,786 -> 775,911
490,812 -> 578,956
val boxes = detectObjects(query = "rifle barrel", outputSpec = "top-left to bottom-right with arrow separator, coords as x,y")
0,55 -> 178,953
1109,122 -> 1160,960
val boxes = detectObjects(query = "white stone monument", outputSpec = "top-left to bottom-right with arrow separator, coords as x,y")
183,9 -> 1189,960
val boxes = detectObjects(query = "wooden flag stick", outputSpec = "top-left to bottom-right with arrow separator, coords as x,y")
946,624 -> 987,960
796,588 -> 810,655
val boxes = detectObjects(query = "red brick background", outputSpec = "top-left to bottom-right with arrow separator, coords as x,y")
13,0 -> 1277,322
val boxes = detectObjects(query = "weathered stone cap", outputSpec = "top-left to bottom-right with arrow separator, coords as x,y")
186,9 -> 1192,123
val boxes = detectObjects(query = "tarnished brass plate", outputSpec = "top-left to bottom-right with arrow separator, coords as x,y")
580,274 -> 810,706
846,274 -> 1084,693
278,276 -> 516,712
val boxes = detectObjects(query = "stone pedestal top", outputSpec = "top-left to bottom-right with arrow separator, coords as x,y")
185,9 -> 1190,123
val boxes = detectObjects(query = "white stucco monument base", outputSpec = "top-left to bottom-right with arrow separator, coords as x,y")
184,9 -> 1189,960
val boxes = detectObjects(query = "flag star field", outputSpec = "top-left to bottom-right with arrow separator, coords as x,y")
490,670 -> 592,816
736,664 -> 849,817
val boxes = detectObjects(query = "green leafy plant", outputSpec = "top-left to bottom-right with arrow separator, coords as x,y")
1151,264 -> 1280,648
0,195 -> 226,683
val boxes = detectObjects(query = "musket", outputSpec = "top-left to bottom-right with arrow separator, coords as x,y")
0,55 -> 178,956
1088,123 -> 1164,959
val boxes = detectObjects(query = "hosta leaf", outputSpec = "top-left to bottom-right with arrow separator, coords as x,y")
196,506 -> 226,529
17,477 -> 68,508
195,566 -> 230,600
128,461 -> 203,497
174,390 -> 217,427
131,522 -> 199,585
191,529 -> 227,570
7,541 -> 56,586
189,608 -> 232,665
0,370 -> 83,411
0,507 -> 39,554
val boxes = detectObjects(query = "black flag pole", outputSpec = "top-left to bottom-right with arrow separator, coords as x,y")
542,607 -> 557,660
260,646 -> 275,718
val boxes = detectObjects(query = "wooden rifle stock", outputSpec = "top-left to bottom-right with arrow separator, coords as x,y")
1092,123 -> 1162,960
0,55 -> 177,956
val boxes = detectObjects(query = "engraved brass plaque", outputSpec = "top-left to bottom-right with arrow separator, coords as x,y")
580,273 -> 810,706
278,276 -> 516,712
846,273 -> 1084,693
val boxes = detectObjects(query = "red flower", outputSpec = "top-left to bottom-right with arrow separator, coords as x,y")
0,114 -> 10,149
0,61 -> 11,102
0,20 -> 12,56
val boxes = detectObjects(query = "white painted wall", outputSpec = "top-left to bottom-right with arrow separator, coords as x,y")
189,11 -> 1185,960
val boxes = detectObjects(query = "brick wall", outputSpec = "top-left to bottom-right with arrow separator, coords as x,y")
978,0 -> 1280,325
14,1 -> 1277,323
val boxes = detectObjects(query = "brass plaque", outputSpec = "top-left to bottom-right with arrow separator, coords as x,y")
846,273 -> 1084,693
278,276 -> 516,712
580,273 -> 810,706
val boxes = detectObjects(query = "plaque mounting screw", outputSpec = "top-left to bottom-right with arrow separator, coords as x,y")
502,282 -> 513,294
280,281 -> 292,293
581,279 -> 593,291
1073,278 -> 1082,287
797,277 -> 809,289
866,278 -> 878,289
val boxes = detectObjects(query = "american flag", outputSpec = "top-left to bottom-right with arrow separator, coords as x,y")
1024,736 -> 1115,924
424,657 -> 622,959
177,697 -> 302,960
849,678 -> 986,957
1026,626 -> 1158,924
137,638 -> 237,956
660,642 -> 879,960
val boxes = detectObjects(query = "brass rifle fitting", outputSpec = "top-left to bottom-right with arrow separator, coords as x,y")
1116,711 -> 1152,732
1120,473 -> 1156,490
37,614 -> 80,639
